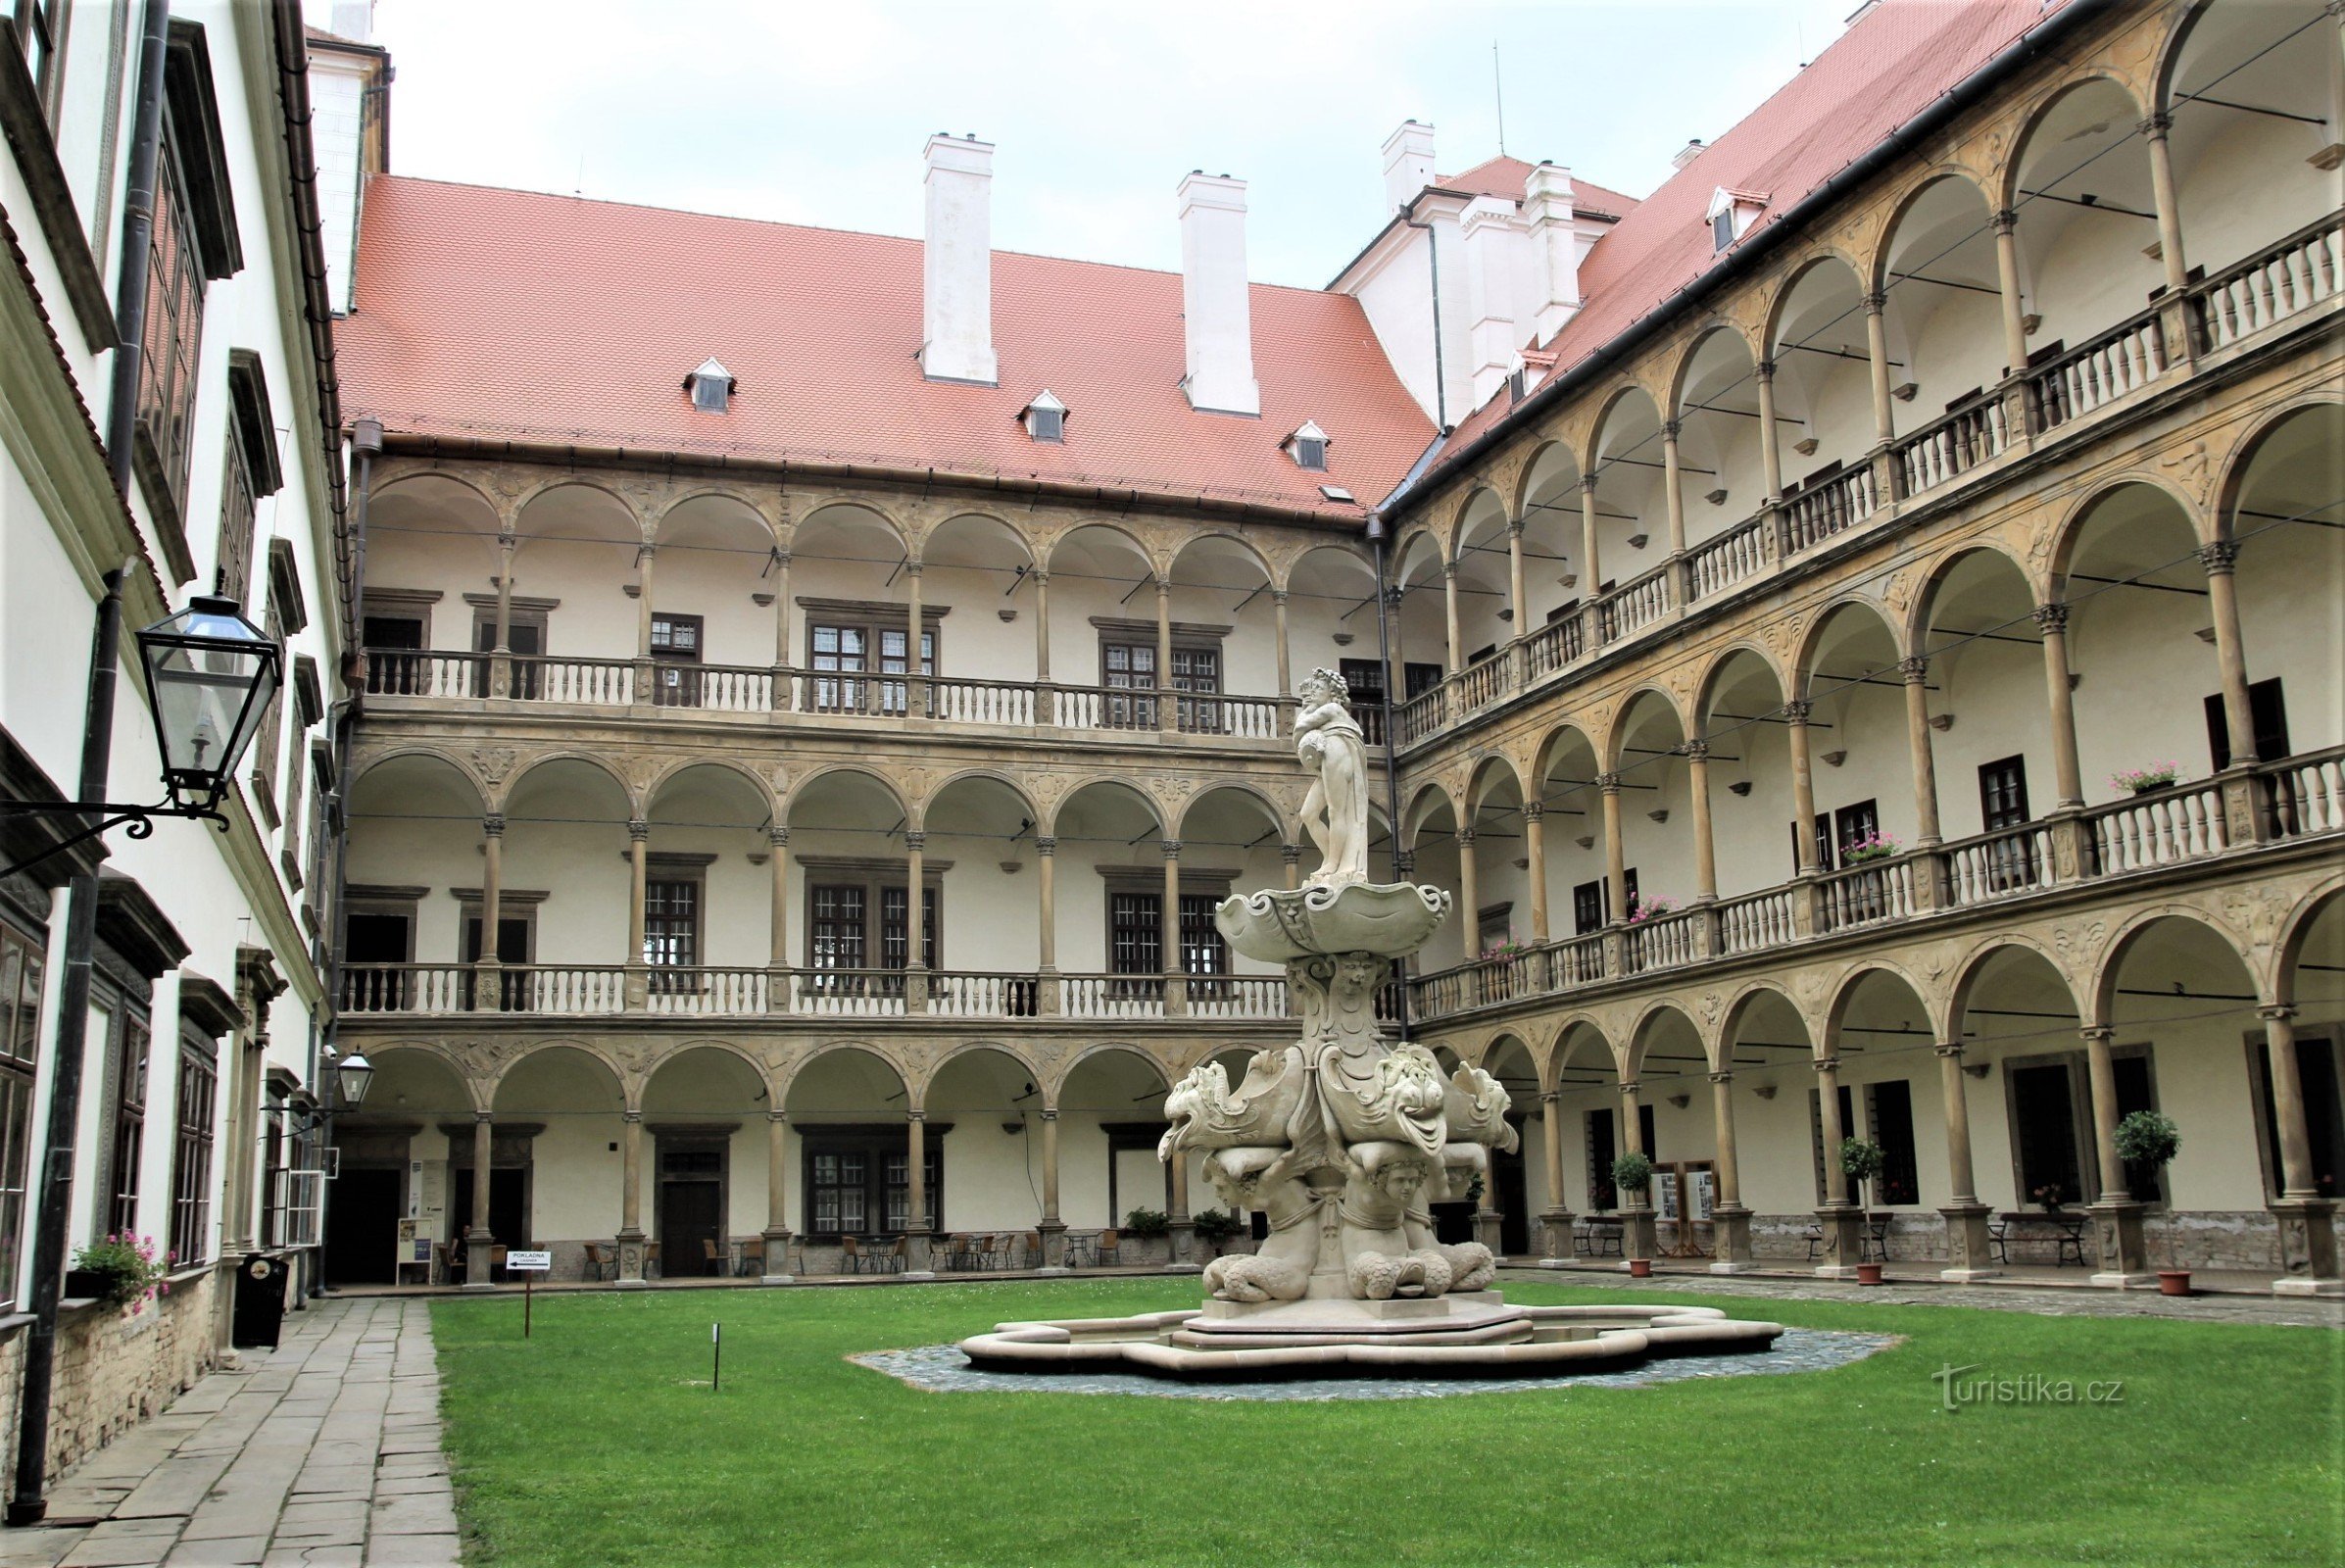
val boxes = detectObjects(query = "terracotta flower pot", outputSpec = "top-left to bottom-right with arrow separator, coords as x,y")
1856,1262 -> 1885,1286
2157,1269 -> 2192,1298
1627,1258 -> 1652,1278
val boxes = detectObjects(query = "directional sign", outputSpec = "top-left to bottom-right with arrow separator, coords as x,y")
506,1250 -> 553,1272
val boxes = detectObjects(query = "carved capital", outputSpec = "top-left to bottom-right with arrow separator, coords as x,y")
1681,741 -> 1711,763
1161,839 -> 1183,860
627,818 -> 650,843
1504,520 -> 1524,541
1990,208 -> 2019,238
1034,836 -> 1056,856
1271,588 -> 1290,605
1812,1056 -> 1841,1075
768,824 -> 790,847
2197,540 -> 2240,575
1617,1080 -> 1641,1097
1783,699 -> 1813,724
2137,111 -> 2173,139
1280,843 -> 1301,863
1754,358 -> 1777,382
2078,1026 -> 2115,1046
1860,290 -> 1887,315
1661,418 -> 1683,443
1934,1043 -> 1966,1060
772,550 -> 793,569
1456,828 -> 1477,847
2258,1004 -> 2298,1025
903,559 -> 924,578
1520,801 -> 1543,821
1155,575 -> 1174,596
1039,1107 -> 1058,1122
2031,601 -> 2071,634
1595,771 -> 1624,795
1581,473 -> 1600,495
905,1107 -> 925,1123
1539,1089 -> 1561,1104
481,812 -> 507,838
1899,655 -> 1929,684
903,831 -> 927,853
623,1108 -> 643,1125
1442,560 -> 1460,580
1708,1071 -> 1734,1086
1395,852 -> 1417,875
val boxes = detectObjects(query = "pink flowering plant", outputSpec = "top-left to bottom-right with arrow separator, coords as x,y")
71,1234 -> 171,1311
1841,829 -> 1902,864
2110,762 -> 2179,795
1480,937 -> 1526,964
1625,895 -> 1676,926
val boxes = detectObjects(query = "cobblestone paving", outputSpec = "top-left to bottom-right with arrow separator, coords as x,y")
0,1299 -> 455,1568
1493,1264 -> 2345,1328
856,1325 -> 1899,1401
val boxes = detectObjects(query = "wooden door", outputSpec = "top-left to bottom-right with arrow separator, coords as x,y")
660,1176 -> 722,1276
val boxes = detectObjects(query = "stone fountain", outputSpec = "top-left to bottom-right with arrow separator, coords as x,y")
959,671 -> 1782,1379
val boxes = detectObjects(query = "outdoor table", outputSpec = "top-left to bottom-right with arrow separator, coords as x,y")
1997,1210 -> 2089,1265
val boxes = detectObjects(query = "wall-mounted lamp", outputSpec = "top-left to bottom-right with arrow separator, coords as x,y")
1332,632 -> 1355,647
1927,713 -> 1955,732
1666,1094 -> 1691,1109
752,592 -> 775,608
1728,781 -> 1754,797
1962,1062 -> 1992,1080
999,609 -> 1019,622
1000,860 -> 1024,875
1575,834 -> 1596,851
1891,382 -> 1918,402
1792,437 -> 1820,457
1753,1085 -> 1778,1101
1496,608 -> 1514,622
1820,750 -> 1848,767
1556,572 -> 1579,590
1626,534 -> 1650,551
2022,313 -> 2042,335
1705,488 -> 1729,506
1647,808 -> 1670,824
2192,627 -> 2217,645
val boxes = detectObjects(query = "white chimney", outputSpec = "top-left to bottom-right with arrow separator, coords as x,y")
1525,162 -> 1582,343
1672,139 -> 1706,172
921,133 -> 999,385
1460,197 -> 1521,407
1382,120 -> 1436,213
1177,172 -> 1260,416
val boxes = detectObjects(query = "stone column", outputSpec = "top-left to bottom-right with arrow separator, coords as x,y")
1536,1090 -> 1575,1264
618,1109 -> 647,1285
1754,360 -> 1783,503
1785,700 -> 1820,873
1901,657 -> 1942,847
2081,1026 -> 2151,1286
1037,1108 -> 1068,1271
2141,112 -> 2193,347
772,549 -> 795,710
1031,568 -> 1053,721
2034,604 -> 2085,808
1991,210 -> 2029,384
2259,1006 -> 2341,1294
1598,774 -> 1628,919
1935,1043 -> 1997,1282
1685,742 -> 1718,903
1618,1078 -> 1658,1262
1155,575 -> 1177,734
904,1110 -> 934,1277
1813,1054 -> 1862,1276
476,813 -> 507,1008
1035,836 -> 1059,1015
1709,1070 -> 1754,1272
624,818 -> 650,1009
1441,560 -> 1463,675
761,1109 -> 794,1283
904,830 -> 928,1013
2200,541 -> 2258,763
1166,1150 -> 1197,1271
1862,290 -> 1896,449
1455,827 -> 1480,953
1160,839 -> 1186,1016
1282,843 -> 1301,892
904,561 -> 927,716
464,1112 -> 495,1289
633,544 -> 658,702
1579,473 -> 1603,598
491,529 -> 516,697
1661,418 -> 1688,563
766,826 -> 791,1009
1522,802 -> 1549,943
1505,522 -> 1529,684
1272,589 -> 1292,699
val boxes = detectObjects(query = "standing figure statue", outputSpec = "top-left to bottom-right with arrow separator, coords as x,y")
1295,667 -> 1371,888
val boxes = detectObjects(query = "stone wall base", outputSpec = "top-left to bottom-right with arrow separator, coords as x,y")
0,1268 -> 221,1491
1733,1210 -> 2344,1274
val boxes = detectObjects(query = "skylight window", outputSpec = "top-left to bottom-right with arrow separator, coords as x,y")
684,357 -> 736,414
1705,188 -> 1770,252
1020,389 -> 1067,444
1285,419 -> 1330,471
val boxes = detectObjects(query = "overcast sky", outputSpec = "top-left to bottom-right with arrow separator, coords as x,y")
337,0 -> 1864,289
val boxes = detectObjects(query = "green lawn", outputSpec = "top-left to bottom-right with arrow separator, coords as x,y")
426,1278 -> 2342,1567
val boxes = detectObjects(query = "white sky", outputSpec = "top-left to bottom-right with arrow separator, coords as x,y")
337,0 -> 1865,289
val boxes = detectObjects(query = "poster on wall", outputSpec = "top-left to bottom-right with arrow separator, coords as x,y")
1657,1171 -> 1682,1221
395,1217 -> 433,1269
1691,1168 -> 1716,1221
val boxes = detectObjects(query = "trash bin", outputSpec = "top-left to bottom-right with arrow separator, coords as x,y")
231,1252 -> 288,1349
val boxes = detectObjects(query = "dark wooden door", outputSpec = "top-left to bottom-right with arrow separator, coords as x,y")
660,1178 -> 722,1276
452,1168 -> 528,1248
324,1166 -> 403,1284
1494,1136 -> 1530,1256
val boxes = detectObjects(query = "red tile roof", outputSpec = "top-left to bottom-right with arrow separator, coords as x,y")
1425,0 -> 2071,477
335,177 -> 1435,522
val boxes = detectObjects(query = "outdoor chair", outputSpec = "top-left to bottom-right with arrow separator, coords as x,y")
1803,1222 -> 1827,1260
702,1239 -> 724,1277
841,1235 -> 866,1273
1095,1228 -> 1120,1267
1986,1216 -> 2011,1264
583,1243 -> 617,1282
882,1236 -> 907,1273
645,1242 -> 662,1279
1021,1232 -> 1041,1268
736,1237 -> 764,1276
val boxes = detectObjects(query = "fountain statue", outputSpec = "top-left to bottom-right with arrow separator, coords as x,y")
959,671 -> 1783,1378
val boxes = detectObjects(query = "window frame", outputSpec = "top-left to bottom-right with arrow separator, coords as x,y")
105,1008 -> 151,1241
801,600 -> 943,715
800,856 -> 950,987
0,918 -> 46,1309
169,1026 -> 217,1266
799,1125 -> 947,1239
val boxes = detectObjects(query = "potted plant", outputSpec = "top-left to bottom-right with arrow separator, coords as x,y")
1123,1206 -> 1170,1239
1611,1152 -> 1654,1275
2115,1110 -> 2188,1296
1191,1207 -> 1244,1258
1841,830 -> 1902,865
2031,1182 -> 2066,1214
2110,762 -> 2179,796
1839,1139 -> 1886,1284
66,1235 -> 171,1313
1625,896 -> 1677,927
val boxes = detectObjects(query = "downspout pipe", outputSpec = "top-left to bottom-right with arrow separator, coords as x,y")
10,0 -> 169,1526
1366,511 -> 1411,1045
1384,0 -> 2120,513
1401,212 -> 1447,431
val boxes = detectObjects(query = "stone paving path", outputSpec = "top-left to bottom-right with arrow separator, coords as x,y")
1495,1264 -> 2345,1328
0,1299 -> 456,1568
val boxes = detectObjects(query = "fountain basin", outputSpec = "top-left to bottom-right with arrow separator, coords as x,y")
1214,882 -> 1452,962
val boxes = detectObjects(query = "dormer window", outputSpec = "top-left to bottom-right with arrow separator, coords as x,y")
1019,389 -> 1067,444
1705,188 -> 1769,252
1285,419 -> 1330,472
684,357 -> 736,414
